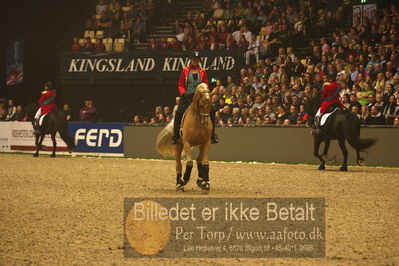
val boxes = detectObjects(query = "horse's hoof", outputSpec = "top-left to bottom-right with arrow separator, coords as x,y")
176,185 -> 185,192
201,182 -> 210,194
50,154 -> 56,158
196,179 -> 203,188
318,164 -> 325,170
33,153 -> 38,157
197,179 -> 210,192
181,178 -> 189,186
339,166 -> 348,172
357,158 -> 366,166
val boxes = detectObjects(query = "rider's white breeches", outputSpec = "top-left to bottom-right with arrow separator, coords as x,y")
35,109 -> 41,120
315,108 -> 322,118
34,109 -> 45,126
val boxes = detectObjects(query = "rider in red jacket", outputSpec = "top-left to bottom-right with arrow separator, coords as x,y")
312,81 -> 345,135
34,81 -> 58,134
172,52 -> 218,144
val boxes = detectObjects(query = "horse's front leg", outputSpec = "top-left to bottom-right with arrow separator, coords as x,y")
197,141 -> 211,193
33,134 -> 41,157
182,140 -> 194,187
313,136 -> 325,170
174,143 -> 184,190
50,132 -> 57,157
322,139 -> 331,162
338,137 -> 348,171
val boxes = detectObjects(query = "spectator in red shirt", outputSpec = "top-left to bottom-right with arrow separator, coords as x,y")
195,35 -> 209,51
148,37 -> 158,51
185,36 -> 197,51
81,37 -> 95,52
95,39 -> 106,52
225,33 -> 236,50
170,37 -> 182,51
71,37 -> 81,52
218,26 -> 228,49
237,36 -> 249,50
159,37 -> 170,50
208,36 -> 219,50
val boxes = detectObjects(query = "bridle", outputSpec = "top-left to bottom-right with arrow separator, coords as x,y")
196,88 -> 212,125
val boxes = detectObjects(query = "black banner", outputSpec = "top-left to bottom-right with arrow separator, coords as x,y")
59,50 -> 244,79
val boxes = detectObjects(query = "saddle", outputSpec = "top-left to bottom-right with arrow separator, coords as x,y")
320,103 -> 341,126
38,113 -> 48,126
180,105 -> 191,130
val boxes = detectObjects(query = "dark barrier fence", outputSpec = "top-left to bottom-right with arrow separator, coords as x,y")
124,125 -> 399,167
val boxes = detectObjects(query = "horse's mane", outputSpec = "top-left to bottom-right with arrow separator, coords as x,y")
191,83 -> 208,114
25,102 -> 40,121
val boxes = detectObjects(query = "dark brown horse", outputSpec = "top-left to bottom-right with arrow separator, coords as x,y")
306,95 -> 376,171
26,103 -> 75,157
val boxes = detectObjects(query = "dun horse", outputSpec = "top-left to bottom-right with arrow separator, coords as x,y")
156,83 -> 215,193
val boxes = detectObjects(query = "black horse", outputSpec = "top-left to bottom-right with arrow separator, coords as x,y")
306,95 -> 376,171
26,103 -> 75,157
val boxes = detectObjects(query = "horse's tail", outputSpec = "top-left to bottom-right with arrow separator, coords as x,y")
53,111 -> 76,151
156,119 -> 176,158
60,129 -> 76,151
344,115 -> 376,151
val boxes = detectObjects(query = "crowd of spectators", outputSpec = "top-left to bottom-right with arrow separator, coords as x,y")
147,0 -> 352,57
0,98 -> 99,123
72,0 -> 167,52
134,2 -> 399,127
0,99 -> 27,122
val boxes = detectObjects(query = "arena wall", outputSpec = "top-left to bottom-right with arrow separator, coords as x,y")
124,126 -> 399,167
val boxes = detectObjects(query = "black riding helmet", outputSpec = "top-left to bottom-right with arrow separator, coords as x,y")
190,51 -> 200,60
44,81 -> 53,90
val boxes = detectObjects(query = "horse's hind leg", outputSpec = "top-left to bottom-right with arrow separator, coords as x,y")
356,149 -> 365,166
174,143 -> 184,191
50,132 -> 57,158
338,138 -> 348,171
197,143 -> 211,193
313,137 -> 325,170
33,134 -> 41,157
182,141 -> 194,187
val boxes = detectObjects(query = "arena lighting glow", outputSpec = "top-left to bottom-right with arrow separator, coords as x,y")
361,0 -> 368,3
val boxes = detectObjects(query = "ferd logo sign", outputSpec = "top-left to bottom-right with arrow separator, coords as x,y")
68,123 -> 128,153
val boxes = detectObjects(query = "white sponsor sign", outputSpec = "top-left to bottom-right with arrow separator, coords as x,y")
9,122 -> 66,149
0,123 -> 11,151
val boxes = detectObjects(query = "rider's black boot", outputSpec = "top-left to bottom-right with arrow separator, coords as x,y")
172,112 -> 182,145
